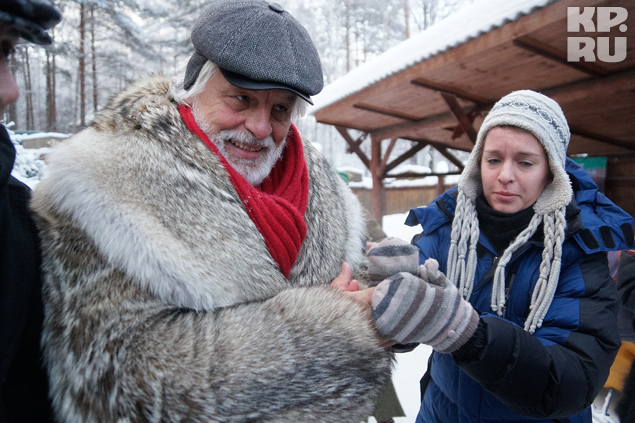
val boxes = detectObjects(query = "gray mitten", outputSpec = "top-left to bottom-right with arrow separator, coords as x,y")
371,258 -> 479,354
367,237 -> 419,286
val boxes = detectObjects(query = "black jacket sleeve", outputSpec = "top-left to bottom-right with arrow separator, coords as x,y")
456,252 -> 621,419
617,250 -> 635,315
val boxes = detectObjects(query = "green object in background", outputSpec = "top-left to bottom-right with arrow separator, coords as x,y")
373,379 -> 406,421
572,156 -> 607,193
336,169 -> 349,185
572,156 -> 607,171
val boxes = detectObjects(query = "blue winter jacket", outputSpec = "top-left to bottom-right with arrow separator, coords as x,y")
406,158 -> 633,423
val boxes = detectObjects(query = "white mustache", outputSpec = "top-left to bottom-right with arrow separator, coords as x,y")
217,130 -> 275,152
209,129 -> 287,186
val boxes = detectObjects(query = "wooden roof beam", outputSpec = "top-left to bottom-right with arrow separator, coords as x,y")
513,35 -> 609,77
541,67 -> 635,98
377,137 -> 399,177
433,145 -> 465,171
570,128 -> 635,151
381,142 -> 464,177
410,78 -> 492,105
335,126 -> 371,169
397,132 -> 473,160
387,171 -> 462,179
370,107 -> 480,141
359,68 -> 634,143
383,141 -> 429,176
440,92 -> 478,144
349,131 -> 368,152
353,103 -> 419,121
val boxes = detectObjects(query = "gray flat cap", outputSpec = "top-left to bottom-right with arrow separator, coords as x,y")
0,0 -> 62,45
184,0 -> 323,104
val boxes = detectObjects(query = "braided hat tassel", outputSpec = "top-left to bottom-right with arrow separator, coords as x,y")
490,214 -> 543,316
525,207 -> 566,333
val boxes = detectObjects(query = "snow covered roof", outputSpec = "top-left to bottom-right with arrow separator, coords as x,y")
310,0 -> 555,114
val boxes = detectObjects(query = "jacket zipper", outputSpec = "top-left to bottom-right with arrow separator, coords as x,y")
475,243 -> 533,317
501,273 -> 517,318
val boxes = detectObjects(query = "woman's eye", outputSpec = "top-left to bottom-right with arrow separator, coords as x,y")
274,105 -> 288,113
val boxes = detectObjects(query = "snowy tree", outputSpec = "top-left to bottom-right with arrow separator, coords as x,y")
6,0 -> 472,144
408,0 -> 473,32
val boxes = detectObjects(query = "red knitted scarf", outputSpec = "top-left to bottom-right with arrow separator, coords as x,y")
179,104 -> 309,278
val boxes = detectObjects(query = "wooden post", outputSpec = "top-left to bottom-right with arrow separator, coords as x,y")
437,174 -> 446,196
371,135 -> 387,224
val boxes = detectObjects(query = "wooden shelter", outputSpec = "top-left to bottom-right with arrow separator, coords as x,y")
311,0 -> 635,222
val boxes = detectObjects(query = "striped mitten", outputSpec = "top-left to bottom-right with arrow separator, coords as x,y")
367,237 -> 419,286
371,258 -> 479,354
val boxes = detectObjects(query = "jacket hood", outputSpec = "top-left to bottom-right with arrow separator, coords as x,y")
406,186 -> 456,237
566,158 -> 634,253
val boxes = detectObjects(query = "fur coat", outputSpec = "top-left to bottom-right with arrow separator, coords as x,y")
31,75 -> 393,423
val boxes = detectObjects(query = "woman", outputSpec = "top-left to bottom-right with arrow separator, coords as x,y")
368,90 -> 634,423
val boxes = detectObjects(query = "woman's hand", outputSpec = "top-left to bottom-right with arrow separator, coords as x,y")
371,259 -> 479,353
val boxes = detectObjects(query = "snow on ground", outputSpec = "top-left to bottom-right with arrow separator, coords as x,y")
7,128 -> 55,189
367,213 -> 433,423
382,212 -> 423,244
11,143 -> 50,189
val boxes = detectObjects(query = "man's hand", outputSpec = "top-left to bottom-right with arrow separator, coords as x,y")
331,263 -> 395,348
330,263 -> 360,292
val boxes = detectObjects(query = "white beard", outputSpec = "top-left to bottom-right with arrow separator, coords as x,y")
192,112 -> 287,187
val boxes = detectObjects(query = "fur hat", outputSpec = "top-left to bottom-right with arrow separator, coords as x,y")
448,90 -> 572,334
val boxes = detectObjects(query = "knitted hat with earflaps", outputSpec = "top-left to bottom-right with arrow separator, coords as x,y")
448,90 -> 572,334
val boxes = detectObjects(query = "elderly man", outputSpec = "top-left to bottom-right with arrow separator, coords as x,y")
31,1 -> 392,421
0,1 -> 61,422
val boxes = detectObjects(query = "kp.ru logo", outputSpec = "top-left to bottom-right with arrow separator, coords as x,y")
567,7 -> 628,63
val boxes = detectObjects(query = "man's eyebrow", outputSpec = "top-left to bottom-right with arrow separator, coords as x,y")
282,93 -> 298,103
